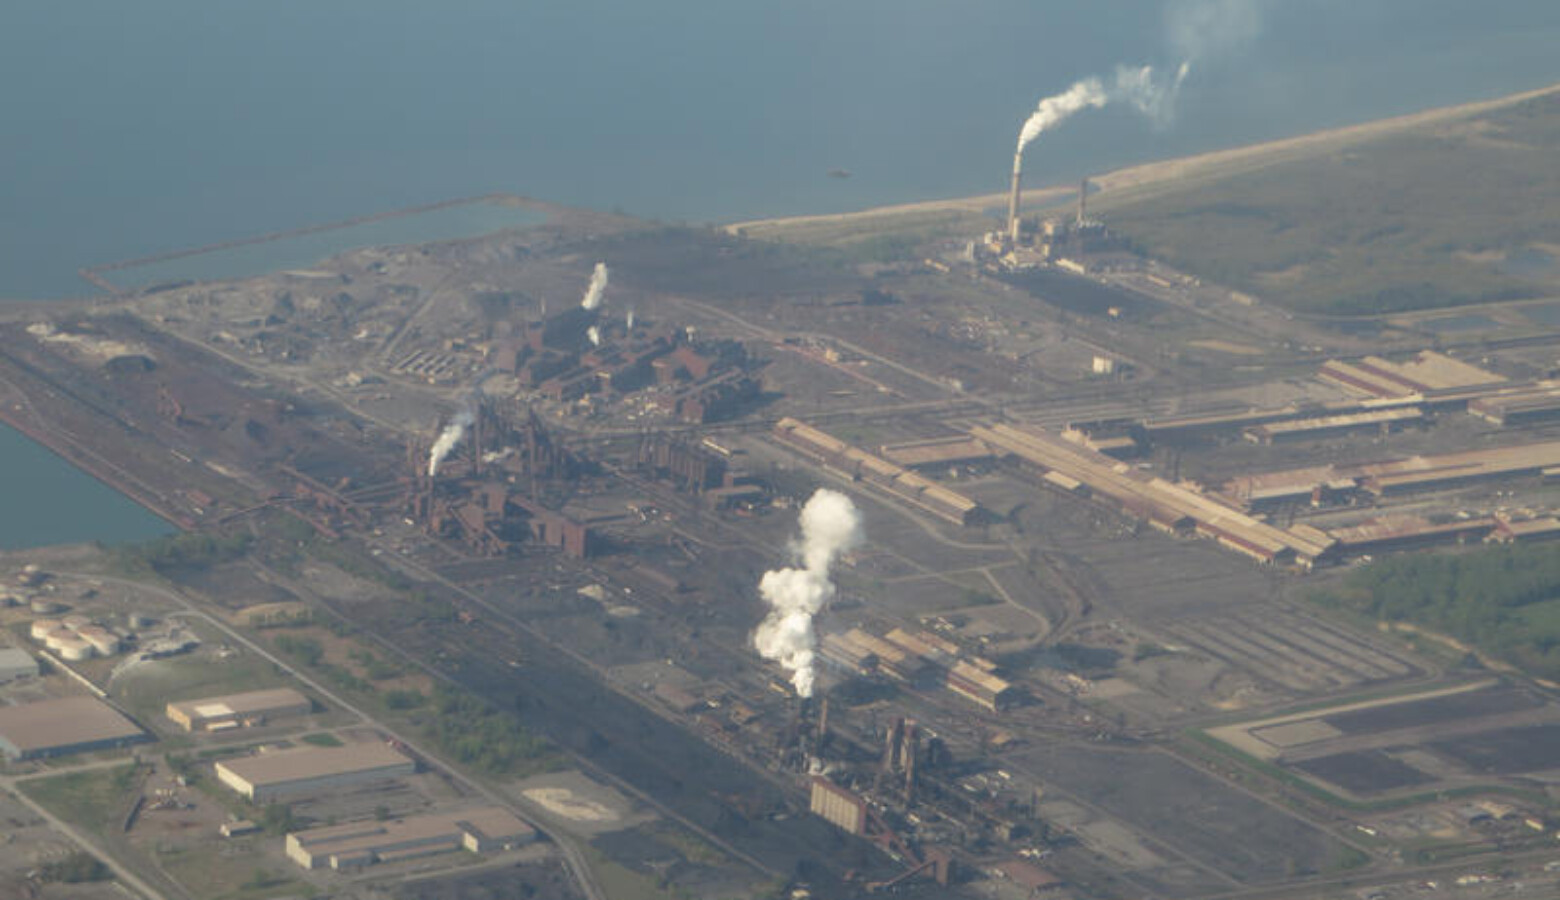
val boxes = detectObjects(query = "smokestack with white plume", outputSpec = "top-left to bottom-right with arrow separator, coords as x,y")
427,403 -> 476,478
587,325 -> 601,347
1009,77 -> 1109,242
626,308 -> 635,332
1007,62 -> 1194,242
753,489 -> 862,698
580,262 -> 609,311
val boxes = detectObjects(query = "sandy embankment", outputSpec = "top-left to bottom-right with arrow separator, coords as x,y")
726,81 -> 1560,238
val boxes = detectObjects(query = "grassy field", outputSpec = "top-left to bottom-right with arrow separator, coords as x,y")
18,764 -> 145,837
1091,91 -> 1560,315
111,643 -> 298,728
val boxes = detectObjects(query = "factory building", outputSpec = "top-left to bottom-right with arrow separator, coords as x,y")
1318,350 -> 1505,400
165,687 -> 313,732
1326,515 -> 1499,555
1489,516 -> 1560,543
840,628 -> 936,685
285,806 -> 535,870
820,632 -> 877,676
1469,384 -> 1560,426
972,422 -> 1334,568
0,646 -> 39,683
1222,439 -> 1560,507
0,696 -> 149,760
945,662 -> 1016,712
773,418 -> 984,526
878,435 -> 995,471
215,742 -> 415,802
1241,407 -> 1423,445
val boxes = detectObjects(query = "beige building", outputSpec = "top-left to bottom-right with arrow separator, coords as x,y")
0,696 -> 149,760
285,807 -> 535,870
215,742 -> 414,802
166,687 -> 312,732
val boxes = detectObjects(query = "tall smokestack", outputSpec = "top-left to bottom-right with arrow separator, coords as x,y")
1077,177 -> 1089,225
1007,152 -> 1024,246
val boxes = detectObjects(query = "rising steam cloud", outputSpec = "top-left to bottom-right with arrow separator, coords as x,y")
1015,64 -> 1188,158
753,489 -> 863,698
580,262 -> 609,311
1013,0 -> 1259,168
587,325 -> 601,347
428,402 -> 476,478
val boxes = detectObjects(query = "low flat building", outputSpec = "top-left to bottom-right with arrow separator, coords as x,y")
285,806 -> 535,870
878,435 -> 994,470
0,646 -> 38,683
0,696 -> 149,760
773,418 -> 984,526
1327,514 -> 1498,554
215,742 -> 415,802
1469,384 -> 1560,427
1242,407 -> 1423,445
946,661 -> 1017,712
166,688 -> 312,732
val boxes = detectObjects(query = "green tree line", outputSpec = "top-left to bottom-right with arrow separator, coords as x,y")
1312,542 -> 1560,678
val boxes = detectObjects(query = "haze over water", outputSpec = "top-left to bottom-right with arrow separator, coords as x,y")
2,0 -> 1560,545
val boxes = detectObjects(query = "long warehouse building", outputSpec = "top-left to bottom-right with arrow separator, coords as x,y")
1221,439 -> 1560,506
773,418 -> 983,526
216,742 -> 415,802
972,421 -> 1334,567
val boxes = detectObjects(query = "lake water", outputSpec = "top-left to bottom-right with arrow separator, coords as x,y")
3,0 -> 1560,546
0,423 -> 171,550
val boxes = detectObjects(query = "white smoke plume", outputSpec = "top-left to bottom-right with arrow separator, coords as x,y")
580,261 -> 609,311
1013,0 -> 1264,165
753,489 -> 863,698
587,325 -> 601,347
1016,77 -> 1110,155
1015,62 -> 1191,159
625,308 -> 636,331
1112,62 -> 1191,130
427,403 -> 476,478
1165,0 -> 1263,70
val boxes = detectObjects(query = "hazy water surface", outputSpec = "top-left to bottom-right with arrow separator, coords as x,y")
3,0 -> 1560,545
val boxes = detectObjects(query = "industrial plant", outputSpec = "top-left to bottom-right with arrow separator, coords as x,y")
5,72 -> 1560,900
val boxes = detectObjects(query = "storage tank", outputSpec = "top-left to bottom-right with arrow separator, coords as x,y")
54,635 -> 94,661
30,619 -> 62,641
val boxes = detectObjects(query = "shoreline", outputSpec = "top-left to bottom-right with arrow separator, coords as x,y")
724,80 -> 1560,236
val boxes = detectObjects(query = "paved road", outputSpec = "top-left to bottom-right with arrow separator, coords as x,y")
1,766 -> 166,900
59,570 -> 609,900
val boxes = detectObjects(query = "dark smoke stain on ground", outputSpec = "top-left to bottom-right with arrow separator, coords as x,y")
1000,268 -> 1167,320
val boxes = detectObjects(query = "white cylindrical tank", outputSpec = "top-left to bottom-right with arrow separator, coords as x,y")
79,627 -> 120,656
55,635 -> 94,661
